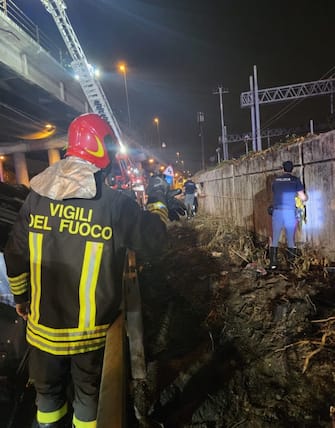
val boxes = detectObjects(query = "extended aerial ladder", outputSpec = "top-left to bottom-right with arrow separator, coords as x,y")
39,0 -> 149,197
40,0 -> 124,148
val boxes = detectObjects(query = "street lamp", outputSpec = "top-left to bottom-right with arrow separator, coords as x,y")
119,63 -> 131,128
153,117 -> 161,150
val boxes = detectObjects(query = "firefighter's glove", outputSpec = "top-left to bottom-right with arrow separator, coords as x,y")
146,175 -> 169,225
166,189 -> 186,221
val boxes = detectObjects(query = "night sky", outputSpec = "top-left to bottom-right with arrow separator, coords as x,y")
14,0 -> 335,172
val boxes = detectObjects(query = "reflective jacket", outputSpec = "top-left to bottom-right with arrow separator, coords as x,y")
4,175 -> 166,356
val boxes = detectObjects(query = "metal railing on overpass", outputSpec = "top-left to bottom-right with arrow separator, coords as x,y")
0,0 -> 66,65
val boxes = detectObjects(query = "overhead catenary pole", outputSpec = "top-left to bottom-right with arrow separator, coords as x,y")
249,75 -> 257,152
197,112 -> 205,170
309,119 -> 314,134
241,75 -> 335,151
213,85 -> 229,160
253,65 -> 262,151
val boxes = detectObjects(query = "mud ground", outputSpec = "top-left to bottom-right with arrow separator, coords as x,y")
133,213 -> 335,428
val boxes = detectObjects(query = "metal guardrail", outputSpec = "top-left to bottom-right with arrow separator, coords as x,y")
97,312 -> 126,428
97,250 -> 146,427
0,0 -> 67,65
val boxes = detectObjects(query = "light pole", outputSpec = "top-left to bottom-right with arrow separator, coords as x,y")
119,63 -> 131,128
153,117 -> 161,150
197,112 -> 205,170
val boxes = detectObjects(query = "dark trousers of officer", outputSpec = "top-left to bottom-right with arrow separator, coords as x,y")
29,346 -> 104,426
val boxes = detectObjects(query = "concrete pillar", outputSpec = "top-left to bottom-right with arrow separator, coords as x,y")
48,148 -> 61,165
13,152 -> 29,186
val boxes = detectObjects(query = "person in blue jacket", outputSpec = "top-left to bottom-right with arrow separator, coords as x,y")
269,160 -> 308,269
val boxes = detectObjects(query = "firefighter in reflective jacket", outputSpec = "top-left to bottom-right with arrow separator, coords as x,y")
4,113 -> 185,428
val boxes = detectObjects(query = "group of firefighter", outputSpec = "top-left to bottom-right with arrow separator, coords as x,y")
3,113 -> 307,427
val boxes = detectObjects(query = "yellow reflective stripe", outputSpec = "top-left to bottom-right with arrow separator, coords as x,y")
27,318 -> 109,341
37,402 -> 67,424
78,241 -> 103,330
27,330 -> 106,355
29,232 -> 43,323
73,414 -> 96,428
8,272 -> 29,295
147,202 -> 168,225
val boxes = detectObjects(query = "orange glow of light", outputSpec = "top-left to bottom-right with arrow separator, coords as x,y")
20,125 -> 56,140
153,117 -> 159,124
118,63 -> 126,73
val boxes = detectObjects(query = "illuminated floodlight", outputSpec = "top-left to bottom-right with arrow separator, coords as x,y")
119,143 -> 127,154
87,63 -> 101,79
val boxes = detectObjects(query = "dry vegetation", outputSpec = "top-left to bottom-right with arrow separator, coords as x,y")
133,214 -> 335,428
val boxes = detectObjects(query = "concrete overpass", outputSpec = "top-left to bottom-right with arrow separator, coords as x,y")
0,0 -> 88,185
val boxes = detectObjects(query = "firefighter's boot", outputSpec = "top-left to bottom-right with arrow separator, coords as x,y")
38,417 -> 68,428
269,247 -> 278,270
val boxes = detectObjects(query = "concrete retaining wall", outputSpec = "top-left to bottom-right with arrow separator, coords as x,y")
195,130 -> 335,260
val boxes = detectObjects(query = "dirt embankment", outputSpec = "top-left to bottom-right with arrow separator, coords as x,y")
134,214 -> 335,428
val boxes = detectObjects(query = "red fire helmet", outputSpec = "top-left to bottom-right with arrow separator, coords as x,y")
66,113 -> 115,168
